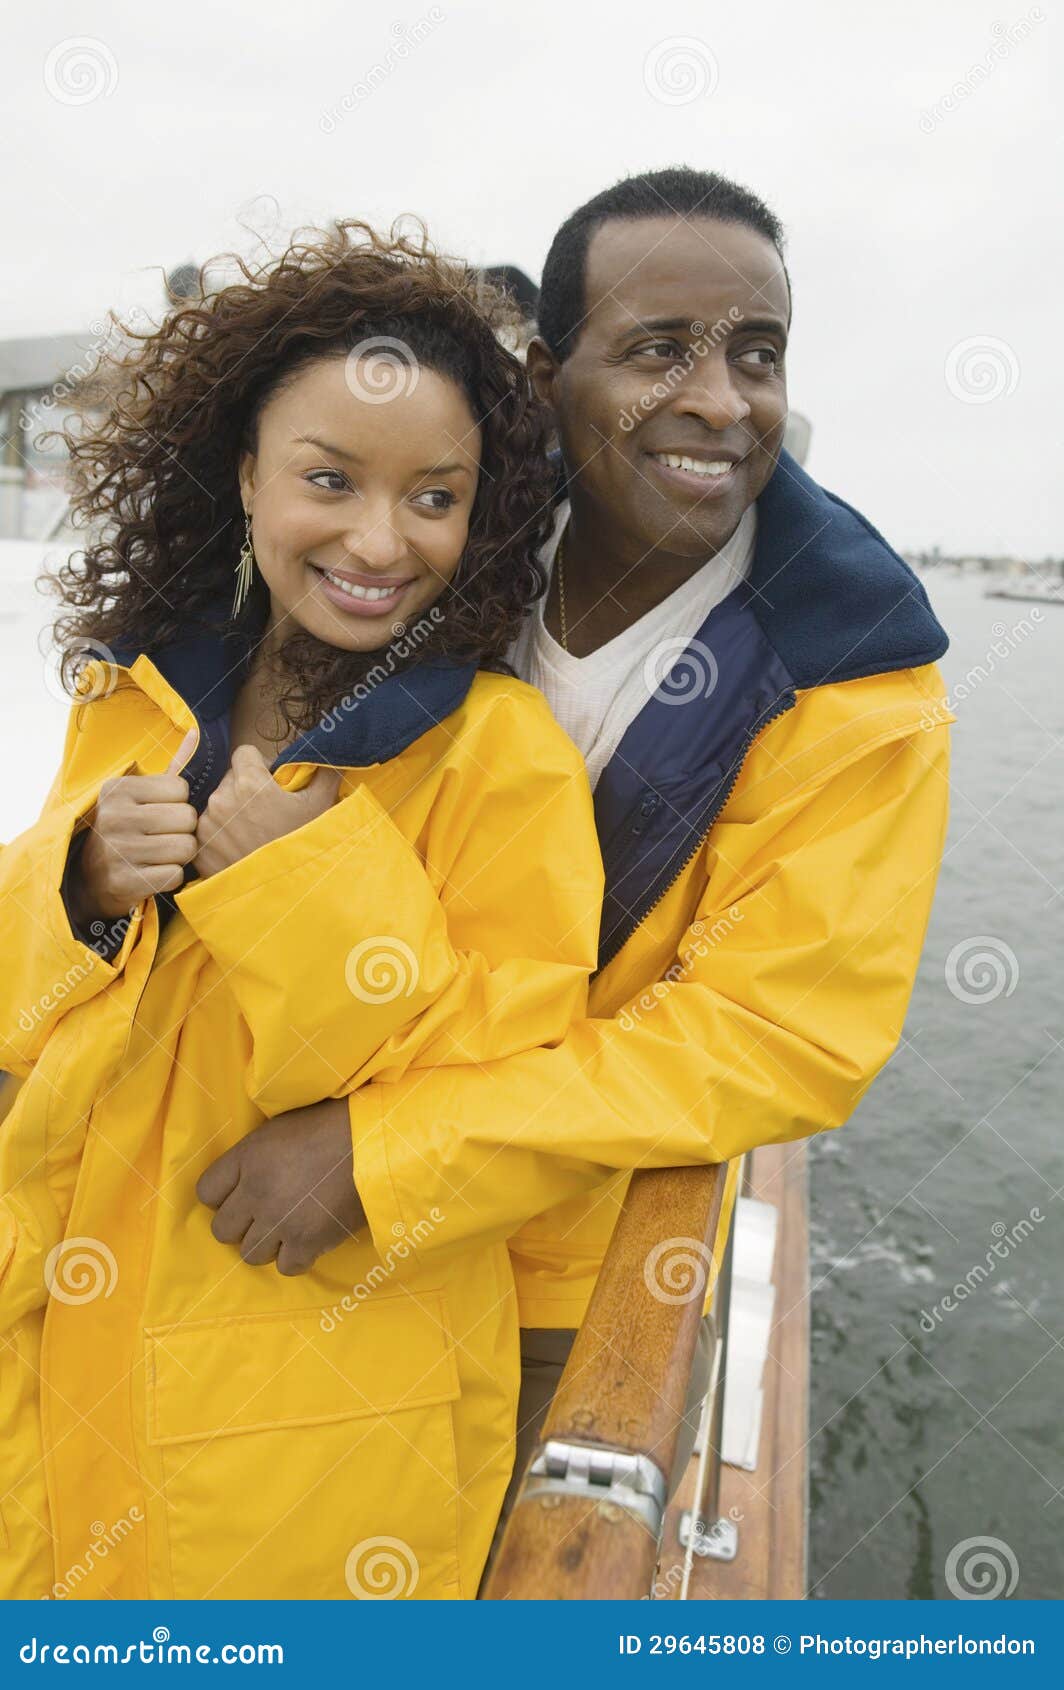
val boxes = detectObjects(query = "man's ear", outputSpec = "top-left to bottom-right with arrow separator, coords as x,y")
525,336 -> 561,413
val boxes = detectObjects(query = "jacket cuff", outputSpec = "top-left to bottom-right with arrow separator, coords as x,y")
175,781 -> 379,924
50,807 -> 144,977
59,828 -> 123,959
349,1088 -> 406,1253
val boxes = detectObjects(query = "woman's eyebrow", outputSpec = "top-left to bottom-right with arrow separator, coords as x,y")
415,461 -> 475,479
293,434 -> 473,478
294,432 -> 362,461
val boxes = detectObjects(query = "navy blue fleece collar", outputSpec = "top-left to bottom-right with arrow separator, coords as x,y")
110,628 -> 478,769
749,451 -> 947,686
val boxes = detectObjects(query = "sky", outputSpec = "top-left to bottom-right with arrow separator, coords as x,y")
2,0 -> 1059,556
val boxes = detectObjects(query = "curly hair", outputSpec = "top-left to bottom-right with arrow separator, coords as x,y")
49,219 -> 555,731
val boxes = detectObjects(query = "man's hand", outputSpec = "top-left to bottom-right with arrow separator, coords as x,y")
193,745 -> 342,879
196,1098 -> 366,1275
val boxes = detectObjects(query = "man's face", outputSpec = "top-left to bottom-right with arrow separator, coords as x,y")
531,215 -> 790,558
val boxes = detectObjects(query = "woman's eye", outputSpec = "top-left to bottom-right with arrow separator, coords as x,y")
735,346 -> 780,369
413,489 -> 457,512
306,468 -> 349,492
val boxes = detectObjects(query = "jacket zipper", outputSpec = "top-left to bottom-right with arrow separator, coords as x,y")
598,689 -> 797,972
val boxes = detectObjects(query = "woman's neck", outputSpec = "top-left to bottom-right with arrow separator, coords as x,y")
231,617 -> 296,758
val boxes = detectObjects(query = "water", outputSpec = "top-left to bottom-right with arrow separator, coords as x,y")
808,573 -> 1063,1600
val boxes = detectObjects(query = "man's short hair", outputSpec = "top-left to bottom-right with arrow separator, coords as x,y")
537,166 -> 788,359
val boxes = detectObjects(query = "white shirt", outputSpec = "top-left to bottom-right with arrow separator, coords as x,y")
509,500 -> 757,791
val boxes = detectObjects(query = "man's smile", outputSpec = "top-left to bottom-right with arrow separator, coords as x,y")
643,447 -> 747,499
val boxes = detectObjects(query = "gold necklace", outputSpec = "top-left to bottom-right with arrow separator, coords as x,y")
555,528 -> 569,652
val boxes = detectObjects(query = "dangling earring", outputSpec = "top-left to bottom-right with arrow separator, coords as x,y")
233,510 -> 255,617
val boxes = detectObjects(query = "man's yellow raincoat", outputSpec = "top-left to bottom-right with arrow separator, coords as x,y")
344,457 -> 954,1330
0,643 -> 603,1600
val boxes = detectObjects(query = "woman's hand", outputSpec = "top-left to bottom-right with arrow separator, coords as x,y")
74,729 -> 199,922
193,745 -> 342,879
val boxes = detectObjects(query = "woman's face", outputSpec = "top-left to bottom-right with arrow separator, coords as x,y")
238,353 -> 482,651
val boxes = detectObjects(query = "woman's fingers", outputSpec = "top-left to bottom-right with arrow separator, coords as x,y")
124,773 -> 193,806
119,830 -> 199,866
137,801 -> 199,836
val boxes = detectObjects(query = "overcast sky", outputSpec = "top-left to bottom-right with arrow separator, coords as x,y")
2,0 -> 1058,556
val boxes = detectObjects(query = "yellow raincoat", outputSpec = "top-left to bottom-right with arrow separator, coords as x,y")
0,648 -> 603,1600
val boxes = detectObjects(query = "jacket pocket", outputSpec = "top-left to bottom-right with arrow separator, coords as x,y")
144,1291 -> 462,1599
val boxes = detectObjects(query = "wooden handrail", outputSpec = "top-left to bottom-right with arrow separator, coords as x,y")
482,1161 -> 729,1600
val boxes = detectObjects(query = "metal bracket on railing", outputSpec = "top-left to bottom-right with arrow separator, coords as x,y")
679,1511 -> 739,1561
522,1439 -> 668,1537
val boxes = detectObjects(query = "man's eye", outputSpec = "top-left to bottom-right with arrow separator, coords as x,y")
735,346 -> 780,369
306,469 -> 349,492
631,340 -> 683,360
413,489 -> 457,512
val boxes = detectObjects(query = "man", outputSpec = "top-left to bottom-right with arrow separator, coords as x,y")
198,166 -> 951,1524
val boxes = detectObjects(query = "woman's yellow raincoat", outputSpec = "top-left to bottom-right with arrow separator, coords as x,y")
0,640 -> 603,1600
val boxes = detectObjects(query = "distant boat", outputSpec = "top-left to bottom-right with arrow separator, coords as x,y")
985,585 -> 1064,606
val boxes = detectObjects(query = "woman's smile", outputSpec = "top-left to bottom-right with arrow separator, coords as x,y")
306,560 -> 418,619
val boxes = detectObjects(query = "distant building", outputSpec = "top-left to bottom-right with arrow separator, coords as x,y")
0,333 -> 106,542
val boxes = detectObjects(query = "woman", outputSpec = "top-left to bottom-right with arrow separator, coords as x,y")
0,223 -> 603,1600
